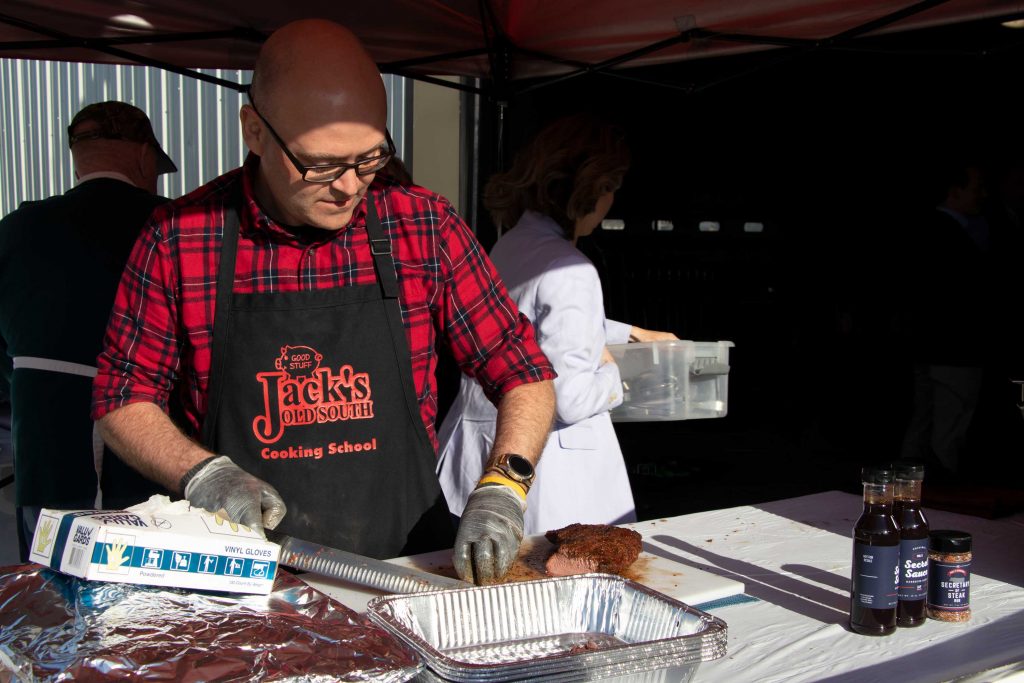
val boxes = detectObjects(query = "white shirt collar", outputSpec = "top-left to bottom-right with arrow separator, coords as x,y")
519,210 -> 567,238
75,171 -> 137,188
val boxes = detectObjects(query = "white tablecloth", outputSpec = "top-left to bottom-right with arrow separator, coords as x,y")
643,491 -> 1024,683
310,490 -> 1024,683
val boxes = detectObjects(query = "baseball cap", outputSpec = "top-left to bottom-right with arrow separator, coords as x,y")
68,101 -> 178,174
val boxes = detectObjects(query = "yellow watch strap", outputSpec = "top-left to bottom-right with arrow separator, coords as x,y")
477,473 -> 528,501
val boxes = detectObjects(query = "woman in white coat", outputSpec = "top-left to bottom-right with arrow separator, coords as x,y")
436,115 -> 676,535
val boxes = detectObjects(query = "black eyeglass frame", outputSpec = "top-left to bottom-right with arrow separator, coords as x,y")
245,90 -> 395,183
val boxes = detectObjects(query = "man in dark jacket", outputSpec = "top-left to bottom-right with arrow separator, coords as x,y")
901,158 -> 993,478
0,101 -> 177,560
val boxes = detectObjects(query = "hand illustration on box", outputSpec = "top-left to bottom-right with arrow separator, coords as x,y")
34,519 -> 55,554
105,542 -> 129,569
212,508 -> 251,534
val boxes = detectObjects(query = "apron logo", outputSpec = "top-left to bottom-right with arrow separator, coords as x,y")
275,345 -> 322,379
252,345 -> 374,444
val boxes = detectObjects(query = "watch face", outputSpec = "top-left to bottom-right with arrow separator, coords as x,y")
507,454 -> 534,478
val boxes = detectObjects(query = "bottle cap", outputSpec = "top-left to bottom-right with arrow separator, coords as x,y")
930,530 -> 972,554
861,464 -> 894,484
894,461 -> 925,481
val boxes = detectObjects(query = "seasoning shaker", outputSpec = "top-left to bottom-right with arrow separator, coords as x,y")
927,530 -> 972,623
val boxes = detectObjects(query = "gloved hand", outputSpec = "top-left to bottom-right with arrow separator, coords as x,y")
183,456 -> 286,536
453,484 -> 525,584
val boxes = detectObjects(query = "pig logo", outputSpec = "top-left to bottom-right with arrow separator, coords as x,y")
275,345 -> 322,380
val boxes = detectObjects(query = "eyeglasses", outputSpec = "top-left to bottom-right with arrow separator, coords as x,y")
246,91 -> 395,183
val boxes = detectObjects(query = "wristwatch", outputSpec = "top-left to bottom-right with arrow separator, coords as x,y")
486,453 -> 536,493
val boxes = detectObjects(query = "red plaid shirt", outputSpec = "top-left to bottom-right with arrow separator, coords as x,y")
92,155 -> 554,448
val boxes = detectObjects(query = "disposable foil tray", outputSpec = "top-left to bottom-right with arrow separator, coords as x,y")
366,573 -> 727,682
413,662 -> 704,683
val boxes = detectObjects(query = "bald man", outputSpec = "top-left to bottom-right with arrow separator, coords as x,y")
93,20 -> 555,583
0,101 -> 176,560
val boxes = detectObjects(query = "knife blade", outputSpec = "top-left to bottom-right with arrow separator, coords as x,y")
269,531 -> 472,594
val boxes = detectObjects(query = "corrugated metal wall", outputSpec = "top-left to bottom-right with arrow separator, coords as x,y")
0,59 -> 409,217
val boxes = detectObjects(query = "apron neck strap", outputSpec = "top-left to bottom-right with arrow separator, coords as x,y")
363,197 -> 400,300
204,200 -> 242,447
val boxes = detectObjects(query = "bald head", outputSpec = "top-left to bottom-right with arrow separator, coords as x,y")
241,20 -> 393,230
250,19 -> 387,131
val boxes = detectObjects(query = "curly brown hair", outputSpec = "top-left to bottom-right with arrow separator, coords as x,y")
484,114 -> 630,239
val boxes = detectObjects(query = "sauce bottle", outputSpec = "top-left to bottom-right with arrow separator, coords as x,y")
850,464 -> 899,636
894,461 -> 929,627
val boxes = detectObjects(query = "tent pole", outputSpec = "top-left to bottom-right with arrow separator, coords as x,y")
471,0 -> 511,248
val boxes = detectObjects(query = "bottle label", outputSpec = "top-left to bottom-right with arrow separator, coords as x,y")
928,559 -> 971,610
898,539 -> 929,601
852,543 -> 899,609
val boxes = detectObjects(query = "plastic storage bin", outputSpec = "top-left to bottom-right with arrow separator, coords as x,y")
607,340 -> 734,422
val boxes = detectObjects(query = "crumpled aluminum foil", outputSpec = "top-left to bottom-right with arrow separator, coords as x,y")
0,564 -> 421,682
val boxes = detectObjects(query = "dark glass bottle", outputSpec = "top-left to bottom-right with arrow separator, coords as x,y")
894,462 -> 929,627
850,465 -> 899,636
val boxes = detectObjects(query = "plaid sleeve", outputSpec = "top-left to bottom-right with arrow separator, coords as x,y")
438,204 -> 555,403
92,210 -> 181,419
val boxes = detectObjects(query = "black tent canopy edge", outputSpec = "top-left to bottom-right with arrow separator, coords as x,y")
3,1 -> 1023,96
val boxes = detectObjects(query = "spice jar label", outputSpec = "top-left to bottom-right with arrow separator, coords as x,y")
853,543 -> 899,609
898,539 -> 929,601
928,559 -> 971,610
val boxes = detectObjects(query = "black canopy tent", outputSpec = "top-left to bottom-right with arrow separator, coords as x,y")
3,0 -> 1022,235
2,0 -> 1022,94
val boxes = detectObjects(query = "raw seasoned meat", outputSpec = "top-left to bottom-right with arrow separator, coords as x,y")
544,523 -> 643,576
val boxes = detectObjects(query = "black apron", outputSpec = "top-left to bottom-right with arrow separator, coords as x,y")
201,197 -> 454,559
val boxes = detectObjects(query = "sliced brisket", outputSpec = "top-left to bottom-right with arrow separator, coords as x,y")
544,523 -> 643,576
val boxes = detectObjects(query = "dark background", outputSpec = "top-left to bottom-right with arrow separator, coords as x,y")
457,16 -> 1024,519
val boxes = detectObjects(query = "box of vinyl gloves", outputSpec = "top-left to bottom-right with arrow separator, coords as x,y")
29,495 -> 279,594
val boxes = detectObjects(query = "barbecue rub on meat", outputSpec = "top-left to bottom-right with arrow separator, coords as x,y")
544,523 -> 643,576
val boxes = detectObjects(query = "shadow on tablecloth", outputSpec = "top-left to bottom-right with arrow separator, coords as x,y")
647,535 -> 851,626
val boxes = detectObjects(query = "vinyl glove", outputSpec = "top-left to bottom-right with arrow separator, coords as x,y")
183,455 -> 286,536
453,484 -> 525,584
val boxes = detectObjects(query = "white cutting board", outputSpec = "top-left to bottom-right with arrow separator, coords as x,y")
301,531 -> 745,613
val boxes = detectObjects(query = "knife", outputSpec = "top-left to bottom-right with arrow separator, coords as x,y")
268,530 -> 472,594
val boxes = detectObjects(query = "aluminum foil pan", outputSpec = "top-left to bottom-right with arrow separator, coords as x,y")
413,661 -> 702,683
0,563 -> 422,682
366,573 -> 727,683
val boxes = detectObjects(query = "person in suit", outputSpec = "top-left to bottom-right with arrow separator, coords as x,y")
437,114 -> 676,534
0,101 -> 177,560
